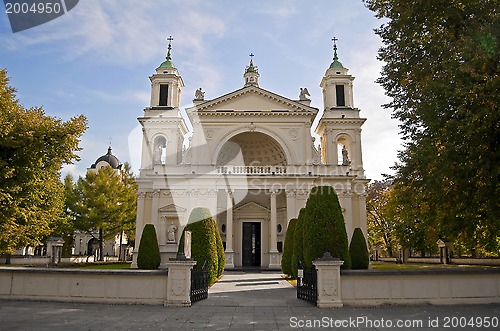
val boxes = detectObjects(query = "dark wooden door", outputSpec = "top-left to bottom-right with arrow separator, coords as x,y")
242,222 -> 261,267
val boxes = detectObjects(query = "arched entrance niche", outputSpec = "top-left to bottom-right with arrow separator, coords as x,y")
214,130 -> 291,166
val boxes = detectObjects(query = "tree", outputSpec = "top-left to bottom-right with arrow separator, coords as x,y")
303,186 -> 351,270
0,69 -> 87,258
349,228 -> 370,269
366,180 -> 397,257
292,209 -> 306,278
69,164 -> 137,261
365,0 -> 500,255
137,224 -> 160,269
281,218 -> 297,277
178,207 -> 220,285
214,221 -> 225,277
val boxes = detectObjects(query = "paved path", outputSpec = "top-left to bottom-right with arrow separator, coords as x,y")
1,271 -> 499,330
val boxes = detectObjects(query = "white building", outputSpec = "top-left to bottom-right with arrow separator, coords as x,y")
132,40 -> 368,269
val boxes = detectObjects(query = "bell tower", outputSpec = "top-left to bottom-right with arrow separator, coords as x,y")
139,36 -> 188,171
316,38 -> 366,176
149,36 -> 184,108
243,53 -> 260,87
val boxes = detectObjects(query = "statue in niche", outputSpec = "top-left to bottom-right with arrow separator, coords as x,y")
167,222 -> 178,243
195,87 -> 205,100
311,137 -> 321,165
342,145 -> 350,166
153,144 -> 162,164
299,87 -> 310,101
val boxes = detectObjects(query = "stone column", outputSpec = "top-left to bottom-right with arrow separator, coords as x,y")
225,189 -> 234,268
285,189 -> 296,225
131,191 -> 146,268
313,252 -> 344,308
151,189 -> 161,242
165,259 -> 197,307
269,190 -> 280,269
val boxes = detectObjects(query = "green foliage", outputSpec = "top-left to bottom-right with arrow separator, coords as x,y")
214,221 -> 225,277
365,0 -> 500,256
136,224 -> 160,269
0,69 -> 87,255
349,228 -> 369,269
67,164 -> 137,261
281,218 -> 297,277
366,180 -> 397,257
178,207 -> 219,285
303,186 -> 351,269
292,209 -> 306,277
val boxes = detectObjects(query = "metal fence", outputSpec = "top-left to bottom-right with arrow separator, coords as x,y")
297,263 -> 317,305
190,261 -> 208,303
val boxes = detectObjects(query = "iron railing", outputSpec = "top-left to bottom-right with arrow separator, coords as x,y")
190,261 -> 208,303
297,262 -> 317,305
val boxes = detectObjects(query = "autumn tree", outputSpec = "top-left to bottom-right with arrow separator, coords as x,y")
366,180 -> 397,257
69,164 -> 137,261
365,0 -> 500,255
0,69 -> 87,259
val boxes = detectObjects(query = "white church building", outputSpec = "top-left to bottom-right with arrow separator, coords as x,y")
132,40 -> 368,269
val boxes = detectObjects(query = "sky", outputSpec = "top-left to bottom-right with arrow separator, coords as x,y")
0,0 -> 402,181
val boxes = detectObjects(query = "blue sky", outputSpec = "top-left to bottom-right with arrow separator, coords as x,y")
1,0 -> 401,180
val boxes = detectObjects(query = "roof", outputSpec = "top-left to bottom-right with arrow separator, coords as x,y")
90,146 -> 122,169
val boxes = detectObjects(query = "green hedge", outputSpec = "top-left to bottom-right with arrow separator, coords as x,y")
137,224 -> 161,269
178,207 -> 220,285
303,186 -> 351,269
292,208 -> 307,277
215,221 -> 225,277
349,227 -> 369,269
281,218 -> 297,277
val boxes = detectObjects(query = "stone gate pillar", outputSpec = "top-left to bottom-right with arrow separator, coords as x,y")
313,252 -> 344,308
165,259 -> 197,307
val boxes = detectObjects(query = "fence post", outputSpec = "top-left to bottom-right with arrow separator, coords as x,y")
165,257 -> 197,307
313,252 -> 343,308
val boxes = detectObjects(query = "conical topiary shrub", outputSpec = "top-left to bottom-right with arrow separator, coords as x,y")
292,208 -> 307,278
178,207 -> 219,285
349,227 -> 369,269
214,221 -> 225,277
137,224 -> 161,269
303,186 -> 351,269
281,218 -> 297,277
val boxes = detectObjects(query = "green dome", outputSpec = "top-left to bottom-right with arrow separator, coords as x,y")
159,58 -> 175,69
159,40 -> 175,69
329,59 -> 344,69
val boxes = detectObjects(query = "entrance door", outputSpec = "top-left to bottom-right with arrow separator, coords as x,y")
242,222 -> 261,267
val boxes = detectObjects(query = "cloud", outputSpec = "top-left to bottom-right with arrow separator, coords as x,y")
0,1 -> 227,66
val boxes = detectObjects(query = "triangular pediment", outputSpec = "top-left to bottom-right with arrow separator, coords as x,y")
234,201 -> 269,213
195,86 -> 317,114
159,203 -> 186,214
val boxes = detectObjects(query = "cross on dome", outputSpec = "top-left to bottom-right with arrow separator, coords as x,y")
159,35 -> 176,69
329,36 -> 344,69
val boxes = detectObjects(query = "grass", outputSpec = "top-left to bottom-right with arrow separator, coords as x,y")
79,263 -> 132,270
371,261 -> 500,270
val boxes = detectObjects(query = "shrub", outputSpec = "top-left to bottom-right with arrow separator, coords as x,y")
178,207 -> 219,285
214,221 -> 225,277
137,224 -> 161,269
349,227 -> 369,269
281,218 -> 297,277
291,209 -> 307,278
303,186 -> 351,269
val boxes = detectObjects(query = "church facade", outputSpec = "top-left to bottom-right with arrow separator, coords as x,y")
131,41 -> 368,269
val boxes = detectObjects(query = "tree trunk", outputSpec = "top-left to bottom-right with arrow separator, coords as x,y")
119,231 -> 123,261
99,228 -> 104,261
